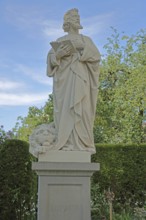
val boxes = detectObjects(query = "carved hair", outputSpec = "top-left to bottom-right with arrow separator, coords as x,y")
63,8 -> 83,29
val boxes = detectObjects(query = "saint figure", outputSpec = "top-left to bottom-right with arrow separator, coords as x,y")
47,8 -> 100,153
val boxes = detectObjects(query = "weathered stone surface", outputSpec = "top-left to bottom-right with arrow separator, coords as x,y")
32,162 -> 100,220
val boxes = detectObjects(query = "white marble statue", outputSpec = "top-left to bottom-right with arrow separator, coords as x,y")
47,8 -> 100,153
29,8 -> 100,157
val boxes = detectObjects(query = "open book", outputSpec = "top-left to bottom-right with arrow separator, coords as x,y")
50,40 -> 76,53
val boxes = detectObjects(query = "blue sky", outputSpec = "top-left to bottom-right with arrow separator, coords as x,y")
0,0 -> 146,131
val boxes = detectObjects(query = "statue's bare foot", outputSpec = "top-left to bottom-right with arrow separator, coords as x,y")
61,145 -> 74,151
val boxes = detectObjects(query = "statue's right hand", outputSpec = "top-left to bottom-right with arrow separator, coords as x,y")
56,44 -> 72,60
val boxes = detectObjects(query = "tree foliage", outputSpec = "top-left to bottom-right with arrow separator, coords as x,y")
14,94 -> 53,141
94,28 -> 146,144
0,139 -> 37,220
0,125 -> 14,145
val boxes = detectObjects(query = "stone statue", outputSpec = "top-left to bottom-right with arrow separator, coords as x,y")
29,8 -> 100,156
47,8 -> 100,153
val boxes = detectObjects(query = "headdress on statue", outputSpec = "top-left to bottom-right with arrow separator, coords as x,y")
63,8 -> 83,29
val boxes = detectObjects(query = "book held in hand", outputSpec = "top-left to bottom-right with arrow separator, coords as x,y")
50,40 -> 76,53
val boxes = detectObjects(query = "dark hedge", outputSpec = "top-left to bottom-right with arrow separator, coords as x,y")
92,144 -> 146,211
0,139 -> 37,220
1,141 -> 146,218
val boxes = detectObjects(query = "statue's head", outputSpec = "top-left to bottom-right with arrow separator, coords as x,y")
63,8 -> 83,32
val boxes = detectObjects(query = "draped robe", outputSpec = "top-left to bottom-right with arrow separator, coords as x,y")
47,34 -> 100,152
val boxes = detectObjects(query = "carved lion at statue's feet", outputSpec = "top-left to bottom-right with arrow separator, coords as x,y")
29,122 -> 56,158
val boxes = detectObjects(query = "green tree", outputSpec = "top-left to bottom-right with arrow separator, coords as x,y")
14,94 -> 53,141
0,139 -> 37,220
94,28 -> 146,144
0,125 -> 14,145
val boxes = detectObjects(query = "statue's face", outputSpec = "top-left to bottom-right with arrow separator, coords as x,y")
73,17 -> 80,27
63,22 -> 70,32
63,22 -> 80,33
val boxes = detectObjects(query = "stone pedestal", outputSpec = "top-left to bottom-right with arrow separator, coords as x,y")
32,151 -> 100,220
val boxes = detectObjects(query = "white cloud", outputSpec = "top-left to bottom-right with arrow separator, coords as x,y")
42,20 -> 64,39
0,92 -> 49,106
0,79 -> 25,91
4,5 -> 62,40
4,5 -> 114,40
81,13 -> 114,37
42,13 -> 114,39
14,64 -> 53,86
43,25 -> 64,40
0,74 -> 52,106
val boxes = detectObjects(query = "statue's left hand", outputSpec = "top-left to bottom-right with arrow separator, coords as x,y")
56,44 -> 72,60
